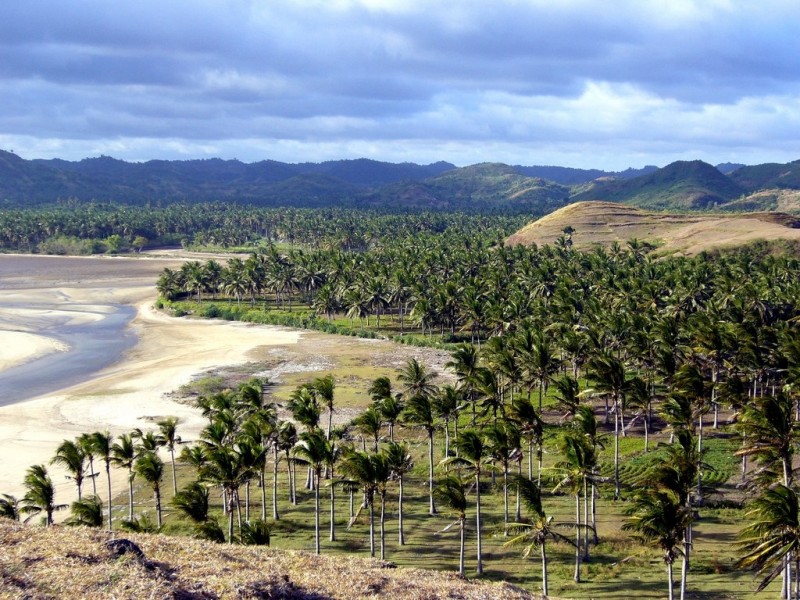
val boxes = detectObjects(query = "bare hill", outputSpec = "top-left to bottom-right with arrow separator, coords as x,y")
506,201 -> 800,255
0,520 -> 538,600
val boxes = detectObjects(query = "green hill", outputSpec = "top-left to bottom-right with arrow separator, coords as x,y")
571,160 -> 745,210
728,159 -> 800,192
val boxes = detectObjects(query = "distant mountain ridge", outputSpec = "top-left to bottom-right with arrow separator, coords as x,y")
2,149 -> 800,214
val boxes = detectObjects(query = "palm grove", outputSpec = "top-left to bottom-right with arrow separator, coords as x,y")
3,214 -> 800,598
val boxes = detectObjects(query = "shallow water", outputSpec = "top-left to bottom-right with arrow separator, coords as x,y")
0,302 -> 137,405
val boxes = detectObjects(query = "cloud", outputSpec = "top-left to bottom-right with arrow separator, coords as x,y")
1,0 -> 799,169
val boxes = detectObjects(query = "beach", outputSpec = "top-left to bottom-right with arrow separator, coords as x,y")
0,254 -> 302,501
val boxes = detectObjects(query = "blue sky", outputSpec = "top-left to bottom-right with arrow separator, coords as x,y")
2,0 -> 799,170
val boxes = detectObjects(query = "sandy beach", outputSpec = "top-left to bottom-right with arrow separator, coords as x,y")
0,254 -> 302,502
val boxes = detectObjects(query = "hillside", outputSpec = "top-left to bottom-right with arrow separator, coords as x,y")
571,160 -> 745,209
0,520 -> 537,600
368,163 -> 570,212
728,159 -> 800,192
505,200 -> 800,255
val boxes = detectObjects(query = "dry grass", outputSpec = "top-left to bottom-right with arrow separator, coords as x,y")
505,201 -> 800,255
0,519 -> 539,600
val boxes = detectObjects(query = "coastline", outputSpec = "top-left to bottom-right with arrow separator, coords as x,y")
0,254 -> 302,503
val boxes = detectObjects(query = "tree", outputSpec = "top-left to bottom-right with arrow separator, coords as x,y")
447,429 -> 490,575
403,393 -> 439,515
434,475 -> 469,576
312,375 -> 336,441
737,484 -> 800,596
505,477 -> 572,597
384,441 -> 413,545
66,495 -> 104,528
157,417 -> 181,495
88,431 -> 114,531
21,464 -> 66,526
111,433 -> 138,521
135,452 -> 165,529
624,487 -> 690,600
292,429 -> 333,554
0,494 -> 20,521
51,439 -> 86,500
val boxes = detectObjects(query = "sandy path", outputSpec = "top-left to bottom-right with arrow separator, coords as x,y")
0,255 -> 302,506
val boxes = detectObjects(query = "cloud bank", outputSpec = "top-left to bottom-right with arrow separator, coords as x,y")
2,0 -> 799,169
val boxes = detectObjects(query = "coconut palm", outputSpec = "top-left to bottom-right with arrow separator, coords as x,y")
111,433 -> 138,520
433,475 -> 469,576
87,431 -> 114,531
338,449 -> 380,558
135,451 -> 165,529
383,441 -> 414,545
51,439 -> 86,500
292,429 -> 333,554
505,476 -> 573,597
736,393 -> 798,487
78,433 -> 99,496
157,417 -> 181,495
65,495 -> 104,528
403,393 -> 439,515
737,483 -> 800,596
21,464 -> 66,526
397,357 -> 438,400
0,494 -> 20,521
446,429 -> 491,575
353,406 -> 383,452
312,374 -> 336,440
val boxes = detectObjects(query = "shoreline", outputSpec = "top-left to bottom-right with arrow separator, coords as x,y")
0,254 -> 303,503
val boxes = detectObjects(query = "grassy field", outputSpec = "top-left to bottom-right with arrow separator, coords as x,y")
103,329 -> 783,599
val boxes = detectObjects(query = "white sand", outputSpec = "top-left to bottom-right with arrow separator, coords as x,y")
0,256 -> 302,507
0,331 -> 69,372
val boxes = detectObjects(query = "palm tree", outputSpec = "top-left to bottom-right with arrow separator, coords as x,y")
111,433 -> 138,521
433,475 -> 469,576
312,375 -> 336,441
135,451 -> 165,529
51,439 -> 86,500
353,406 -> 383,452
447,429 -> 490,575
78,433 -> 99,496
21,464 -> 66,526
397,357 -> 438,400
65,495 -> 104,528
384,441 -> 413,545
157,417 -> 181,495
736,393 -> 798,487
292,429 -> 333,554
624,487 -> 690,600
737,484 -> 800,596
403,393 -> 439,515
0,494 -> 20,521
88,431 -> 114,531
200,446 -> 245,542
339,449 -> 380,558
505,477 -> 572,597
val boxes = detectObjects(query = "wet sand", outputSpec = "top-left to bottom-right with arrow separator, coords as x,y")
0,254 -> 302,501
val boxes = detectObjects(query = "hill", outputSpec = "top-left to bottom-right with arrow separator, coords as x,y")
728,159 -> 800,192
505,201 -> 800,255
368,163 -> 570,212
571,160 -> 746,210
0,520 -> 537,600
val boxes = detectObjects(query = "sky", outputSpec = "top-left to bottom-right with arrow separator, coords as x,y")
1,0 -> 799,171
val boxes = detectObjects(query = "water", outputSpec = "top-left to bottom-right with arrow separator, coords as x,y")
0,303 -> 137,405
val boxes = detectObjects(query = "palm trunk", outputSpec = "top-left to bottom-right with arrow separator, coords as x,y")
329,482 -> 336,542
260,466 -> 267,521
476,472 -> 483,575
379,490 -> 386,560
272,447 -> 280,519
155,485 -> 162,529
583,476 -> 590,561
127,471 -> 134,521
398,476 -> 405,545
106,464 -> 113,532
314,472 -> 320,555
574,492 -> 581,583
369,496 -> 375,558
458,517 -> 466,576
667,560 -> 674,600
170,449 -> 178,496
614,398 -> 621,500
541,541 -> 549,597
428,430 -> 436,515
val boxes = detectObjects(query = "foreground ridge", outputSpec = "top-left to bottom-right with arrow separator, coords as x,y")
0,519 -> 539,600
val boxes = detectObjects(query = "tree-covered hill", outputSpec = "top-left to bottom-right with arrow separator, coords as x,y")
571,160 -> 746,209
728,159 -> 800,192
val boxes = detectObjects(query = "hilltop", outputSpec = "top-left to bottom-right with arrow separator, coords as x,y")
505,201 -> 800,255
0,519 -> 537,600
570,160 -> 745,209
